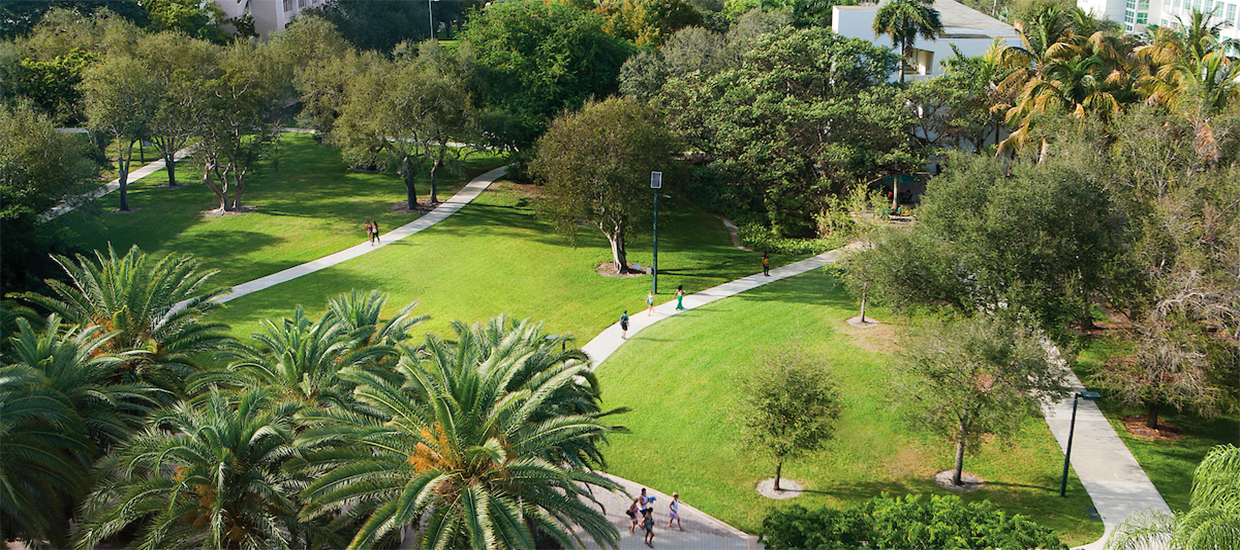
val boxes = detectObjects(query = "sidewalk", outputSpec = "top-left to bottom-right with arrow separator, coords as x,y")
40,145 -> 196,221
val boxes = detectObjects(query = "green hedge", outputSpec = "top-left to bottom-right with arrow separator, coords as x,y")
739,223 -> 843,256
760,494 -> 1067,550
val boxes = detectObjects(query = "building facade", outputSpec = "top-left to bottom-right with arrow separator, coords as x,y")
1078,0 -> 1240,38
832,0 -> 1021,82
214,0 -> 331,39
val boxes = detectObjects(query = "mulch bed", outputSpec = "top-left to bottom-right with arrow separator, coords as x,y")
388,200 -> 436,216
597,262 -> 649,278
1122,416 -> 1184,441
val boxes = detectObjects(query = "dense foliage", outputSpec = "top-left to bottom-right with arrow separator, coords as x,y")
760,495 -> 1069,550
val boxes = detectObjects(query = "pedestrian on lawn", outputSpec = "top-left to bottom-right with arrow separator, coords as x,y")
762,252 -> 770,276
642,508 -> 655,547
675,285 -> 685,310
620,311 -> 630,339
668,493 -> 682,530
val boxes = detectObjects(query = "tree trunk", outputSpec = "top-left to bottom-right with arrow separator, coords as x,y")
429,158 -> 441,204
401,155 -> 417,209
1145,400 -> 1161,430
899,43 -> 907,84
953,437 -> 966,486
165,150 -> 178,187
231,169 -> 247,211
608,232 -> 630,273
204,161 -> 228,211
860,285 -> 868,324
117,137 -> 136,212
891,176 -> 899,211
774,461 -> 783,491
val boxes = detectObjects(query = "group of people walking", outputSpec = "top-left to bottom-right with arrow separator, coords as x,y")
363,220 -> 380,245
620,252 -> 771,338
626,488 -> 683,547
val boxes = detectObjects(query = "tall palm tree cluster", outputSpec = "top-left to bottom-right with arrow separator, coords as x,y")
990,6 -> 1239,158
1,246 -> 623,550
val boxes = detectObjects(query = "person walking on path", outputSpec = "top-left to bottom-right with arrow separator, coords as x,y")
646,291 -> 655,316
642,508 -> 655,547
627,499 -> 641,533
364,221 -> 374,245
620,311 -> 630,339
675,285 -> 685,310
762,252 -> 770,276
667,493 -> 682,530
370,220 -> 380,245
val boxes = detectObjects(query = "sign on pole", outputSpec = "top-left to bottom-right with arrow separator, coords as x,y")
650,172 -> 662,189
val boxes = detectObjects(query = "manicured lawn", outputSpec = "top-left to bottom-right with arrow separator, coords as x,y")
210,179 -> 802,344
58,134 -> 507,287
1074,338 -> 1240,513
593,269 -> 1104,545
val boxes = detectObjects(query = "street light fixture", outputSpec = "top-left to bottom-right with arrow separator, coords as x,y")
428,0 -> 439,40
651,171 -> 662,295
1059,390 -> 1101,497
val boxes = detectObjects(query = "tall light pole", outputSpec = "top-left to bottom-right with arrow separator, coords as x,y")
651,171 -> 662,295
1060,391 -> 1101,497
428,0 -> 439,40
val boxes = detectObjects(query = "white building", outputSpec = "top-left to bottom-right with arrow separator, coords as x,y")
214,0 -> 331,39
1077,0 -> 1239,40
832,0 -> 1022,82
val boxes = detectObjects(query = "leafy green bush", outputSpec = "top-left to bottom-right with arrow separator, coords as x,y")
760,494 -> 1067,550
739,223 -> 843,256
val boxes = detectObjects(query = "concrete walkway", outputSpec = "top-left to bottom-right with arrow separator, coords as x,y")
1042,347 -> 1172,550
40,145 -> 196,221
217,165 -> 509,303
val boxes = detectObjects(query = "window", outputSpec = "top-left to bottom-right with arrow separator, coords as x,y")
1228,3 -> 1237,22
1137,11 -> 1148,23
283,0 -> 293,11
298,0 -> 307,8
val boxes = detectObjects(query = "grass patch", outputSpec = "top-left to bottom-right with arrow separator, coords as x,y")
593,269 -> 1104,545
58,134 -> 506,287
209,179 -> 803,344
1074,338 -> 1240,513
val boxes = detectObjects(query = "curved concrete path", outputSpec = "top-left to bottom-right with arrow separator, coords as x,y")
40,145 -> 196,222
217,165 -> 509,303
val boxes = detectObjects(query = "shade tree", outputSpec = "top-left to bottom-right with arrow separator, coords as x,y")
531,97 -> 679,273
79,53 -> 160,212
894,316 -> 1069,486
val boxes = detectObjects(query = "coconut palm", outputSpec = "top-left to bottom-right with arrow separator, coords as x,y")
5,315 -> 154,451
0,365 -> 91,548
872,0 -> 943,83
77,389 -> 314,550
297,317 -> 623,550
19,244 -> 233,394
1107,444 -> 1240,550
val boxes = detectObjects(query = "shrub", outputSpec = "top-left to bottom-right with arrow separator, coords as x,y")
760,494 -> 1067,550
739,223 -> 843,256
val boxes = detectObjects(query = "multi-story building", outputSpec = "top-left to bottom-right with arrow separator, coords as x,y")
832,0 -> 1022,82
1078,0 -> 1240,38
214,0 -> 332,40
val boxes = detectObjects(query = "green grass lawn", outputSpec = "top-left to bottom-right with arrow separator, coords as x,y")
209,179 -> 801,345
1074,338 -> 1240,513
593,269 -> 1104,545
58,134 -> 506,287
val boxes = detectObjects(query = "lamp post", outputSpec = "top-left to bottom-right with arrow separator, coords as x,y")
651,171 -> 662,295
1059,390 -> 1101,497
428,0 -> 439,40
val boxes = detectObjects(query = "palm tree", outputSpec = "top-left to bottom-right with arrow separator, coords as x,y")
1107,444 -> 1240,550
872,0 -> 944,83
297,316 -> 623,550
192,305 -> 394,408
321,289 -> 426,355
77,389 -> 315,550
0,365 -> 91,548
19,244 -> 233,394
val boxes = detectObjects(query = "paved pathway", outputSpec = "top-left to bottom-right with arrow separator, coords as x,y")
1042,347 -> 1172,550
40,146 -> 196,221
217,165 -> 508,303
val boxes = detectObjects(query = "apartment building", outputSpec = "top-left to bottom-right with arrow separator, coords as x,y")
214,0 -> 331,39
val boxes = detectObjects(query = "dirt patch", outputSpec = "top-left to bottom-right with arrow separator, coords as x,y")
597,262 -> 649,278
934,470 -> 985,492
756,478 -> 805,499
388,200 -> 435,216
837,317 -> 897,354
846,314 -> 882,329
110,207 -> 141,214
503,180 -> 548,200
202,205 -> 256,217
1122,415 -> 1184,441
